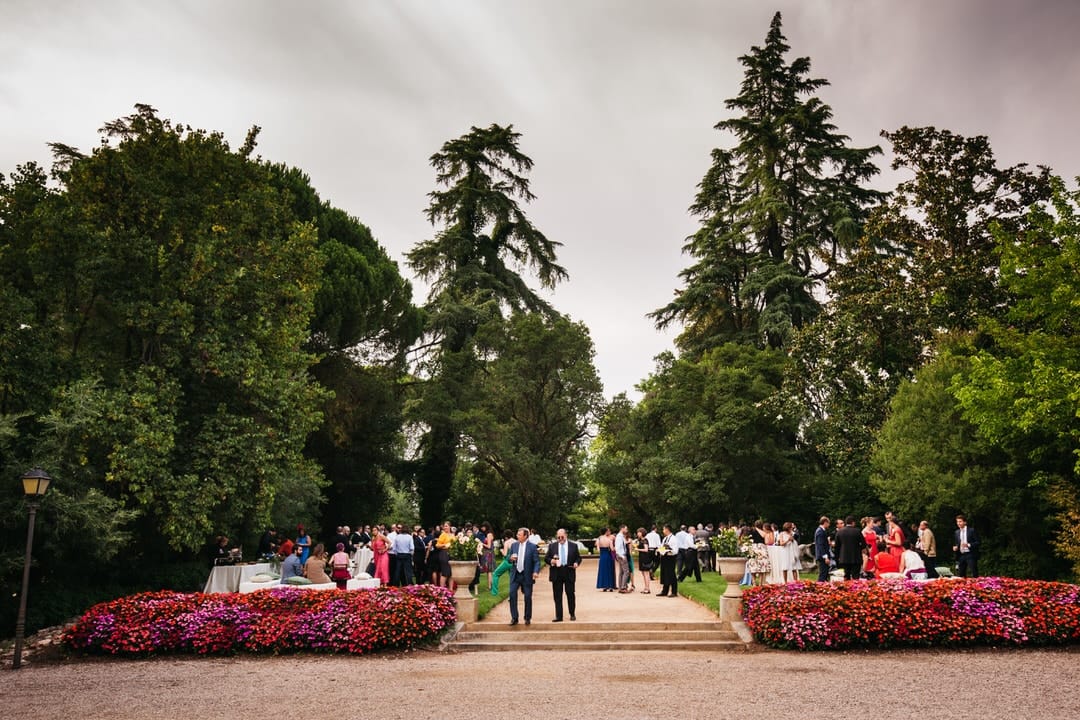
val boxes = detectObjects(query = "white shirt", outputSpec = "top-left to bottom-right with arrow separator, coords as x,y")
646,530 -> 661,548
614,532 -> 627,557
675,530 -> 693,550
528,533 -> 540,545
386,530 -> 398,553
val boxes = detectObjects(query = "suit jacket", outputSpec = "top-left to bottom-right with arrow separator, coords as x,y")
834,526 -> 864,565
814,526 -> 830,560
509,540 -> 541,582
954,527 -> 980,556
545,540 -> 582,582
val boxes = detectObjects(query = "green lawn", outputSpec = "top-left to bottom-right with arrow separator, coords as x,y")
474,575 -> 508,619
677,571 -> 727,614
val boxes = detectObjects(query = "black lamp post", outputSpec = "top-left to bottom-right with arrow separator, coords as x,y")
12,467 -> 51,670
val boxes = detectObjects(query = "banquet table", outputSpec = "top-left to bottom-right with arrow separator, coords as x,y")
238,577 -> 381,594
203,562 -> 274,593
765,545 -> 789,584
353,547 -> 374,572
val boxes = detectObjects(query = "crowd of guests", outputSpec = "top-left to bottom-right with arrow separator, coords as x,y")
811,512 -> 979,582
231,511 -> 978,594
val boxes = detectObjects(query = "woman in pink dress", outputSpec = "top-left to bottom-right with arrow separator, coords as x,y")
371,531 -> 390,585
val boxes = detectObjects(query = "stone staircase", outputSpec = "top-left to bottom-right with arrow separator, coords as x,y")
450,620 -> 749,651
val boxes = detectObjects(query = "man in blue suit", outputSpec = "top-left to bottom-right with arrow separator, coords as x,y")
508,526 -> 540,626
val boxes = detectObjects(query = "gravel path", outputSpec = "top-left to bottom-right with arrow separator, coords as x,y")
6,561 -> 1079,719
5,647 -> 1080,719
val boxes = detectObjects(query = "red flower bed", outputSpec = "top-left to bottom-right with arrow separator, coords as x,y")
63,585 -> 456,657
741,578 -> 1080,650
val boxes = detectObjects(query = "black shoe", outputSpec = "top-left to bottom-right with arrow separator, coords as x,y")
656,593 -> 668,597
509,620 -> 518,626
570,615 -> 576,621
552,618 -> 563,622
525,620 -> 531,625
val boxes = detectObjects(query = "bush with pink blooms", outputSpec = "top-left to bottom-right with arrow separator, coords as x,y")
741,577 -> 1080,650
63,584 -> 456,656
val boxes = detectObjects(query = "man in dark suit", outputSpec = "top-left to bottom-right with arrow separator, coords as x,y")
814,516 -> 832,582
507,526 -> 540,626
545,528 -> 582,622
953,514 -> 980,577
834,515 -> 864,580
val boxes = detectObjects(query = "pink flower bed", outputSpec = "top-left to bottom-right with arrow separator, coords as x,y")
63,584 -> 456,656
741,578 -> 1080,650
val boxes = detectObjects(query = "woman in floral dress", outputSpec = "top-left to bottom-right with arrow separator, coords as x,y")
745,520 -> 772,586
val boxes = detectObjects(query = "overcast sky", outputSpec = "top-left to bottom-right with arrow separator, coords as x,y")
3,0 -> 1078,398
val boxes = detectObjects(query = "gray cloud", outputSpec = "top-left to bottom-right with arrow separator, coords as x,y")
2,0 -> 1077,398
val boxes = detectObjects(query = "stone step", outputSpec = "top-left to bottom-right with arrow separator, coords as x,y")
453,638 -> 748,652
461,621 -> 725,633
457,629 -> 740,643
450,618 -> 752,651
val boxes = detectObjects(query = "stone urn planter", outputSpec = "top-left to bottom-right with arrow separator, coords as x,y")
448,560 -> 479,623
716,557 -> 748,592
716,556 -> 747,623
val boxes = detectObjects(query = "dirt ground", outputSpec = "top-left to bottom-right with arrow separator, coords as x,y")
6,561 -> 1079,719
5,646 -> 1080,719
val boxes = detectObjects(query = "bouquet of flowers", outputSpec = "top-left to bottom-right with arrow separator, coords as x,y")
655,542 -> 674,556
448,534 -> 481,561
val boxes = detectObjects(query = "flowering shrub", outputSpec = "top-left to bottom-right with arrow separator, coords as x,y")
710,528 -> 752,557
741,578 -> 1080,650
63,584 -> 456,657
448,534 -> 481,561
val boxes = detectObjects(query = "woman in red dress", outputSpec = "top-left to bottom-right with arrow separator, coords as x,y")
873,540 -> 900,578
861,517 -> 879,577
884,517 -> 905,561
371,530 -> 390,585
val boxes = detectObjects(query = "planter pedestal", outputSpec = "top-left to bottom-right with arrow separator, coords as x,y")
449,560 -> 478,623
716,557 -> 747,621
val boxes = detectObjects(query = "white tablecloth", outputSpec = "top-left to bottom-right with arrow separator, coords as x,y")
352,547 -> 373,574
203,563 -> 274,593
238,577 -> 381,594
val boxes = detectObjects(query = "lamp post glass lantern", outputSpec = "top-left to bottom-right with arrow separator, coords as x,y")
13,467 -> 51,669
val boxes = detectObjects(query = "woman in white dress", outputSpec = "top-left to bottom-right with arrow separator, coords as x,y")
777,522 -> 800,583
898,546 -> 927,580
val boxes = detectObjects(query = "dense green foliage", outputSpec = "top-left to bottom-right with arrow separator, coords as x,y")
2,11 -> 1078,640
0,106 -> 420,634
592,13 -> 1077,580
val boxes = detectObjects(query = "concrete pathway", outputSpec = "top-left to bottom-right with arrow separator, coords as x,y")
479,556 -> 719,625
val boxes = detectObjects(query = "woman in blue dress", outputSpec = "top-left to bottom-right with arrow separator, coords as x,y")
295,524 -> 312,564
595,527 -> 616,591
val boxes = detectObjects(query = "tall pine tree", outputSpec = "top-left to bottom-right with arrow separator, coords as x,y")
653,12 -> 884,352
407,124 -> 566,524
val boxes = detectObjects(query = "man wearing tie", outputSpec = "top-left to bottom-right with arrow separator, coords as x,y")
546,528 -> 582,622
508,526 -> 540,626
953,514 -> 980,577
